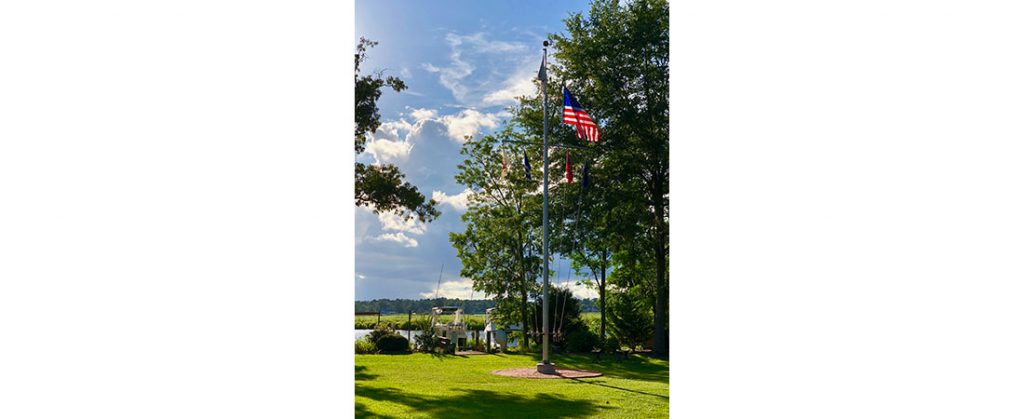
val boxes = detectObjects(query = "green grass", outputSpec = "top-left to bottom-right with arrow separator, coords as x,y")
356,312 -> 601,331
355,352 -> 668,418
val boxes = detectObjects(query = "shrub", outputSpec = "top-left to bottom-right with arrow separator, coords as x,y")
413,332 -> 443,353
531,286 -> 585,347
565,328 -> 600,353
355,336 -> 377,354
603,336 -> 622,353
367,324 -> 394,345
607,288 -> 653,351
375,334 -> 410,353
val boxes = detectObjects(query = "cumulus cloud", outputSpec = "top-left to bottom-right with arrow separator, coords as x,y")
438,109 -> 500,142
364,138 -> 413,163
432,188 -> 473,212
373,232 -> 418,248
410,108 -> 437,121
396,107 -> 500,143
362,110 -> 440,164
483,72 -> 537,105
377,212 -> 427,235
419,278 -> 476,299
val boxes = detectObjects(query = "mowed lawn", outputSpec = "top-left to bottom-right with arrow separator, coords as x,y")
355,352 -> 668,418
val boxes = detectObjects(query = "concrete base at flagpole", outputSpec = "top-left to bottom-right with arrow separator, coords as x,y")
536,362 -> 557,374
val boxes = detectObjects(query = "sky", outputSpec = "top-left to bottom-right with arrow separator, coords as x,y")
354,0 -> 598,301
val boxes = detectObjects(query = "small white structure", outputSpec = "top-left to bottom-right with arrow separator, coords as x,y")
430,306 -> 468,349
484,308 -> 522,352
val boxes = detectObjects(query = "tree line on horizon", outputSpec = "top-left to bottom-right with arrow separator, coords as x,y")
354,297 -> 600,315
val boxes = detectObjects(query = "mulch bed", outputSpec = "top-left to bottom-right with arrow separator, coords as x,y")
491,368 -> 603,379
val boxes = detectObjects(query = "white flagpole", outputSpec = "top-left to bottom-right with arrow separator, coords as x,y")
538,40 -> 555,374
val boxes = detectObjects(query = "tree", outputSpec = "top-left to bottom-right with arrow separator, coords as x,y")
354,37 -> 438,221
531,285 -> 585,347
607,286 -> 654,352
550,0 -> 670,355
449,129 -> 543,348
547,158 -> 618,342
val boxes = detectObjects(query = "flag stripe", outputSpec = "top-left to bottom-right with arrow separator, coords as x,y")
562,87 -> 600,142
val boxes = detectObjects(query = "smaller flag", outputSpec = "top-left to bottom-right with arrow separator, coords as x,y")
537,52 -> 547,82
523,150 -> 532,181
501,150 -> 508,178
582,161 -> 590,188
565,152 -> 573,184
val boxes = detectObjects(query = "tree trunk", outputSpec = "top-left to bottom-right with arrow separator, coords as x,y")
520,282 -> 530,350
652,173 -> 668,356
599,254 -> 607,341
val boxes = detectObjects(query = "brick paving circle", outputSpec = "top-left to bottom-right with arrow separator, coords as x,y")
491,368 -> 603,379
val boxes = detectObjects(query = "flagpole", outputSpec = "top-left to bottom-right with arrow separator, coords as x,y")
538,40 -> 555,374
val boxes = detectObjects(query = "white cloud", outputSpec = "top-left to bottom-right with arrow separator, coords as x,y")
373,232 -> 418,248
410,108 -> 437,121
564,281 -> 600,299
422,47 -> 474,102
483,72 -> 537,105
356,273 -> 366,280
377,212 -> 427,235
438,109 -> 500,142
419,278 -> 476,299
362,111 -> 438,163
364,138 -> 413,163
423,32 -> 532,106
432,188 -> 473,212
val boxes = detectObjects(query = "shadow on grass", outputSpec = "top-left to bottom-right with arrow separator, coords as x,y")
547,354 -> 669,384
356,384 -> 612,418
568,378 -> 669,399
355,365 -> 378,382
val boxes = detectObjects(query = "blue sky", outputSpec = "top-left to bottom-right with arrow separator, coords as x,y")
354,0 -> 596,300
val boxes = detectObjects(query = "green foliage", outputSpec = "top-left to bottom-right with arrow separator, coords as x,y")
603,336 -> 622,353
531,285 -> 584,347
607,288 -> 654,351
565,328 -> 600,353
355,336 -> 377,354
413,332 -> 443,353
354,37 -> 438,222
367,324 -> 395,345
374,334 -> 410,353
548,0 -> 670,355
449,129 -> 544,347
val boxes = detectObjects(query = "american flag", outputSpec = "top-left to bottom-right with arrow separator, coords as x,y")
563,87 -> 600,142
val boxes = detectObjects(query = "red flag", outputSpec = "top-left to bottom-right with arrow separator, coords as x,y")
565,151 -> 573,184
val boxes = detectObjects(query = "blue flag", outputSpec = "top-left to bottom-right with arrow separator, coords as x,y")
523,150 -> 532,180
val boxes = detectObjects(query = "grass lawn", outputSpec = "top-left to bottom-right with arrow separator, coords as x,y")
355,352 -> 668,418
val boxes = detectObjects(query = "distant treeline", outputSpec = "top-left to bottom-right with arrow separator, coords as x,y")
355,298 -> 599,315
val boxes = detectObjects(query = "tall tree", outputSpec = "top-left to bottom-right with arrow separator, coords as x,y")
354,37 -> 438,221
550,0 -> 670,356
449,129 -> 542,348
